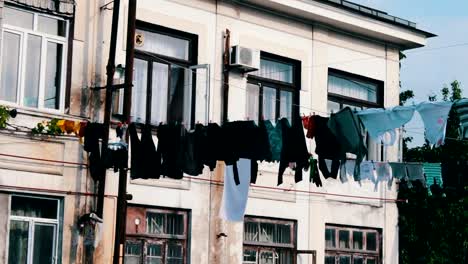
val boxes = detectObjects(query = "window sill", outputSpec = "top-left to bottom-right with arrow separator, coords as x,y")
12,106 -> 87,121
130,176 -> 191,190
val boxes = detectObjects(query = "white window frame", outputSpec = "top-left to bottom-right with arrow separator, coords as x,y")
0,6 -> 68,113
6,194 -> 61,264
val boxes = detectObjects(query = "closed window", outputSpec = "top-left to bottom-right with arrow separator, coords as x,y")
1,6 -> 68,110
8,195 -> 61,264
247,53 -> 300,125
327,68 -> 382,113
325,225 -> 381,264
116,22 -> 208,127
243,216 -> 296,264
125,207 -> 189,264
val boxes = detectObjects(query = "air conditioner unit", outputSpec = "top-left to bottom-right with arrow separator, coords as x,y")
230,45 -> 260,73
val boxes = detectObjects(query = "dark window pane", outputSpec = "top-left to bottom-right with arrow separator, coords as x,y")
8,220 -> 29,264
243,249 -> 257,262
1,31 -> 21,103
353,256 -> 364,264
166,213 -> 184,235
366,258 -> 376,264
325,228 -> 336,248
167,244 -> 183,264
146,212 -> 164,234
146,244 -> 162,264
244,221 -> 259,242
277,249 -> 293,264
4,7 -> 33,29
125,241 -> 142,264
339,230 -> 350,249
366,233 -> 377,251
353,231 -> 363,250
44,42 -> 63,109
259,222 -> 275,243
24,34 -> 42,108
167,65 -> 187,124
274,224 -> 291,244
32,224 -> 55,264
325,256 -> 336,264
259,251 -> 275,264
38,16 -> 66,37
11,196 -> 58,219
339,256 -> 351,264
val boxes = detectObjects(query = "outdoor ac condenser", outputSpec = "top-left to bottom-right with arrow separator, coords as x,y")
230,45 -> 260,73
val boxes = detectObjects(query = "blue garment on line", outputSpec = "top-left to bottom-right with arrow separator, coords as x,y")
416,102 -> 452,147
357,106 -> 415,146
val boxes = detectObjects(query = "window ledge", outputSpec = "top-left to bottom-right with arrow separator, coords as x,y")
15,107 -> 87,121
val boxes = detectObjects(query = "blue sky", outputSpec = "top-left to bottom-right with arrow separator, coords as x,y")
352,0 -> 468,146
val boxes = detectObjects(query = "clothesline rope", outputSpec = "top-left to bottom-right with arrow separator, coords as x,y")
0,151 -> 405,202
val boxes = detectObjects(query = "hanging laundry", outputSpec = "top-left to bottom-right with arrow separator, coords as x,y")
423,163 -> 443,195
222,120 -> 271,185
308,115 -> 342,179
84,123 -> 105,181
359,161 -> 377,183
416,101 -> 452,147
357,106 -> 415,145
104,147 -> 128,173
183,124 -> 207,176
129,123 -> 160,179
302,115 -> 316,139
452,98 -> 468,138
309,157 -> 322,187
374,162 -> 393,190
406,163 -> 426,188
264,120 -> 282,162
389,162 -> 407,180
277,118 -> 310,186
220,158 -> 251,222
328,107 -> 367,181
157,123 -> 186,179
205,123 -> 223,171
339,159 -> 355,183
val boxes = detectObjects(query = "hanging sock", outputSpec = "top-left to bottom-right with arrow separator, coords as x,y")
406,163 -> 426,188
374,162 -> 393,191
357,106 -> 415,146
416,101 -> 452,147
359,161 -> 377,184
452,98 -> 468,139
309,157 -> 322,187
220,159 -> 251,222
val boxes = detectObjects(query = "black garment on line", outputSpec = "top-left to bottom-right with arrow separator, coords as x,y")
310,115 -> 341,179
83,123 -> 105,181
183,124 -> 207,176
128,123 -> 160,179
221,120 -> 272,185
204,123 -> 223,171
104,147 -> 128,173
278,117 -> 310,186
157,123 -> 186,179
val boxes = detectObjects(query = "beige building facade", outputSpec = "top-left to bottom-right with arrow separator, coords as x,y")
0,0 -> 434,263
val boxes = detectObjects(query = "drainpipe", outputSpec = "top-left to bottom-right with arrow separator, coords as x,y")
222,29 -> 230,123
112,0 -> 137,263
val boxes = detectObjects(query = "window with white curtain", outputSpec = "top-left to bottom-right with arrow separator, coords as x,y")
247,53 -> 299,124
0,6 -> 68,111
8,195 -> 61,264
243,216 -> 296,264
120,23 -> 199,127
327,68 -> 382,111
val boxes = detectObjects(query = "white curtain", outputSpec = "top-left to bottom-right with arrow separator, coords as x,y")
246,83 -> 259,122
131,59 -> 148,123
328,75 -> 377,102
279,90 -> 292,122
136,30 -> 189,61
151,62 -> 168,124
252,59 -> 293,83
263,86 -> 276,122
